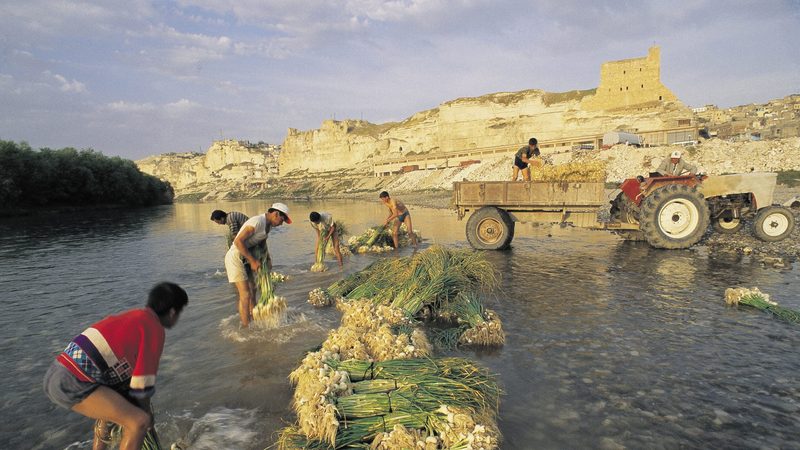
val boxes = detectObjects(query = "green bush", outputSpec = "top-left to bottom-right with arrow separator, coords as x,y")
777,170 -> 800,187
0,140 -> 173,208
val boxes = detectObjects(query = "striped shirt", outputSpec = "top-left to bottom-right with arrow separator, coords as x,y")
56,308 -> 165,399
226,211 -> 249,237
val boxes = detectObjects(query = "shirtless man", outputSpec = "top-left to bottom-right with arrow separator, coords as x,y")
379,191 -> 418,249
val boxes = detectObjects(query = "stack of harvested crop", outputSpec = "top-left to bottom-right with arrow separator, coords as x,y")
311,246 -> 505,347
532,160 -> 607,182
279,354 -> 501,449
725,287 -> 800,324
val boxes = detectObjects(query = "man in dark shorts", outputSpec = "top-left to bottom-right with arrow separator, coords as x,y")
43,282 -> 188,450
512,137 -> 541,181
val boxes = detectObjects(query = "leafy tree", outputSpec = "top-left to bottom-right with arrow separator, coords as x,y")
0,140 -> 173,208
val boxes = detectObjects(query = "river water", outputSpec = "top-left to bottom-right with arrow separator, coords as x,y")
2,199 -> 799,449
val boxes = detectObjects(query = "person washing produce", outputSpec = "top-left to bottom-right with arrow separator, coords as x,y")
379,191 -> 418,249
43,282 -> 188,450
309,211 -> 344,269
225,202 -> 291,327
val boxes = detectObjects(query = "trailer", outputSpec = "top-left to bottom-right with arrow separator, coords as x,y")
451,180 -> 638,249
452,173 -> 795,250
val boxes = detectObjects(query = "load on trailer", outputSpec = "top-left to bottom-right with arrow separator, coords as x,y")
452,172 -> 795,250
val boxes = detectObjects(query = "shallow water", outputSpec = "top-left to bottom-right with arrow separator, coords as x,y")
1,199 -> 799,449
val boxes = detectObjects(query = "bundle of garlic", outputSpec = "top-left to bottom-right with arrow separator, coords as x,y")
288,350 -> 353,446
308,287 -> 334,307
370,424 -> 440,450
433,405 -> 501,450
458,309 -> 506,346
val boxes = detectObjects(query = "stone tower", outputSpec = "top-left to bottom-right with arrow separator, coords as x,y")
583,46 -> 678,111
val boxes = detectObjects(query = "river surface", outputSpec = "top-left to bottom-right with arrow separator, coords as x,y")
2,199 -> 799,449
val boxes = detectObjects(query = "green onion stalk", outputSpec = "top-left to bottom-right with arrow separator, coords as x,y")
725,287 -> 800,324
250,244 -> 287,326
311,230 -> 332,273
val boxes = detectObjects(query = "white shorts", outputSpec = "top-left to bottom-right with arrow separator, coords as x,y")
224,247 -> 249,283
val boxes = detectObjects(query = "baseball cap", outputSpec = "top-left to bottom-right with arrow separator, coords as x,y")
671,150 -> 682,159
270,202 -> 292,224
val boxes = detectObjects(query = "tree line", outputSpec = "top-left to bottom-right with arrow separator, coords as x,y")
0,140 -> 174,208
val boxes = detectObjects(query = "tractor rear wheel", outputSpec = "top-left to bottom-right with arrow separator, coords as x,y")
465,207 -> 515,250
639,184 -> 709,249
712,215 -> 743,234
610,192 -> 639,223
753,206 -> 795,242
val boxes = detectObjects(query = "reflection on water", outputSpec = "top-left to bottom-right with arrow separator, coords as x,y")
1,199 -> 799,449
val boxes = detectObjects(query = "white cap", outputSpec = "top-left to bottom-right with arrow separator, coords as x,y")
670,150 -> 682,159
270,202 -> 292,224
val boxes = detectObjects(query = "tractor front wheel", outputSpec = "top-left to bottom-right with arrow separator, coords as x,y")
753,206 -> 795,242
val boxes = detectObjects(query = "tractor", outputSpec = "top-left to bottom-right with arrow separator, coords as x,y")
610,172 -> 796,249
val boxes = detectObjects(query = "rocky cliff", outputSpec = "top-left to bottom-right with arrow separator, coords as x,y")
136,140 -> 279,191
279,89 -> 692,174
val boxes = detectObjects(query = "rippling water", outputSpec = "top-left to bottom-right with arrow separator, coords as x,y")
2,199 -> 799,449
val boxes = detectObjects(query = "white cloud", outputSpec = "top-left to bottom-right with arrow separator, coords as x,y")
51,73 -> 87,93
106,101 -> 156,112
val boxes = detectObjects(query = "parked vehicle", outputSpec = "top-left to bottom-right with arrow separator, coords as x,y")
452,172 -> 794,250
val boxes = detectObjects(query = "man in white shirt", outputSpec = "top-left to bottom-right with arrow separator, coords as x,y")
656,150 -> 698,176
224,202 -> 291,327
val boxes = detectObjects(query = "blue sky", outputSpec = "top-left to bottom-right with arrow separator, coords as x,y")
1,0 -> 799,160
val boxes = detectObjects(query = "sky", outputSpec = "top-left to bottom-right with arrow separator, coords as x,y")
1,1 -> 799,160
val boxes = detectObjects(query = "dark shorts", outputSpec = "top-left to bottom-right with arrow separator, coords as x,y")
397,211 -> 410,223
43,361 -> 99,410
514,157 -> 528,170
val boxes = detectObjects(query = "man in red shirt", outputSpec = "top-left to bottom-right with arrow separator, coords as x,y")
43,282 -> 188,450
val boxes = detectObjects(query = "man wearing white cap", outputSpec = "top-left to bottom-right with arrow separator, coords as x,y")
225,202 -> 292,327
656,150 -> 698,176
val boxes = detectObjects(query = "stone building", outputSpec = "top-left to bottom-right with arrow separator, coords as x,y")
582,46 -> 678,111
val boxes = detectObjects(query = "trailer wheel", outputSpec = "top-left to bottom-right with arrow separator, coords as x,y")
712,215 -> 743,234
639,185 -> 709,249
753,206 -> 795,242
465,207 -> 515,250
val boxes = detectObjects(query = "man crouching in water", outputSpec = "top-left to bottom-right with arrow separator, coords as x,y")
43,282 -> 188,450
225,202 -> 291,327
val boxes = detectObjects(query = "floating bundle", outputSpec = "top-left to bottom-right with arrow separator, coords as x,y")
347,224 -> 420,254
308,287 -> 334,307
531,160 -> 607,182
724,287 -> 800,324
250,245 -> 287,326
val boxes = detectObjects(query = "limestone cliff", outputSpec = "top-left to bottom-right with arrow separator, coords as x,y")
279,89 -> 692,174
136,140 -> 279,191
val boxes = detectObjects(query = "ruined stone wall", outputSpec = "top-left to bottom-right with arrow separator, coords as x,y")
583,46 -> 677,111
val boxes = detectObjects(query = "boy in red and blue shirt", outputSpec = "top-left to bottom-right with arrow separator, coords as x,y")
44,282 -> 188,450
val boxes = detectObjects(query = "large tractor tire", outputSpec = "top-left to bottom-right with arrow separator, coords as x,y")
465,206 -> 515,250
638,184 -> 710,249
610,192 -> 639,223
753,206 -> 795,242
712,215 -> 743,234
